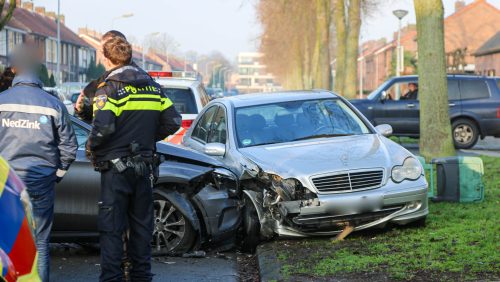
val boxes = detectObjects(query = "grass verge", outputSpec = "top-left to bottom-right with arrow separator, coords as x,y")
276,156 -> 499,281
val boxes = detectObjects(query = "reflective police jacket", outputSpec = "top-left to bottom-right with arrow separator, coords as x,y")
88,65 -> 181,162
0,74 -> 77,191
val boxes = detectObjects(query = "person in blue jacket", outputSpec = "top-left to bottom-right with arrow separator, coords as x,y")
0,45 -> 78,282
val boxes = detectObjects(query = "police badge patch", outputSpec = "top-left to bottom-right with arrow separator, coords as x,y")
96,95 -> 107,110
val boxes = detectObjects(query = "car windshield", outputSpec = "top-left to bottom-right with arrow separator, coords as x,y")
367,80 -> 392,100
162,87 -> 197,114
235,98 -> 371,147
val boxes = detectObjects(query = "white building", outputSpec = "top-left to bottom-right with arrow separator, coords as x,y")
235,52 -> 281,94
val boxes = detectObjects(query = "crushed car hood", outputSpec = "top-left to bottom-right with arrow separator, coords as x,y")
238,134 -> 413,180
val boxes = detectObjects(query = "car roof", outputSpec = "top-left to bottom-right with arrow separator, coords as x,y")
154,78 -> 200,88
219,90 -> 339,108
394,74 -> 499,80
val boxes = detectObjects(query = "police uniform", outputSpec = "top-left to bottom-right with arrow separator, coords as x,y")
87,64 -> 181,282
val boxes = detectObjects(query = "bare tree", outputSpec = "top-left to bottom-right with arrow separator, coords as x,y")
0,0 -> 16,31
414,0 -> 455,160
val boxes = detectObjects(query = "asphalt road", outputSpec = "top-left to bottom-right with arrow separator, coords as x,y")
50,244 -> 238,282
401,136 -> 500,157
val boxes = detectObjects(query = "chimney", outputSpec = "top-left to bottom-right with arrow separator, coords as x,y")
455,1 -> 465,13
45,11 -> 56,20
34,6 -> 45,15
22,1 -> 33,11
59,14 -> 65,24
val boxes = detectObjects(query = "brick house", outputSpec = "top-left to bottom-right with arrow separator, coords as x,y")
357,0 -> 500,93
474,31 -> 500,76
148,52 -> 195,72
1,1 -> 96,82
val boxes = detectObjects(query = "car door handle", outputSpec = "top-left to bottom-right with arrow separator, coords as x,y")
407,103 -> 415,108
449,103 -> 456,107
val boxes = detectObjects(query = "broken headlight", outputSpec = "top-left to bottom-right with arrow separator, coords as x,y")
271,175 -> 298,201
213,168 -> 239,196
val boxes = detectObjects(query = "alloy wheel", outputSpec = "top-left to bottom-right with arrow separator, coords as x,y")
453,124 -> 473,145
152,199 -> 186,253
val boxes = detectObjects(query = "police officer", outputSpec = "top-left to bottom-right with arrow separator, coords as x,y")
75,30 -> 128,123
86,34 -> 181,281
0,45 -> 78,282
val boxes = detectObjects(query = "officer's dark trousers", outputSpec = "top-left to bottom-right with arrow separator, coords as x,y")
98,167 -> 154,282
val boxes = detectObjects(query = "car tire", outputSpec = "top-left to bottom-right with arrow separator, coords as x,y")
239,195 -> 261,253
452,118 -> 479,149
151,190 -> 196,256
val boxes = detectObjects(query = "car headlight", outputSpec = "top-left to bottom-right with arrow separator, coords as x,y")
213,168 -> 239,196
271,175 -> 297,201
391,157 -> 422,183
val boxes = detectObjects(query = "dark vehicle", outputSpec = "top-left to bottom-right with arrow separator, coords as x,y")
350,75 -> 500,149
52,116 -> 241,255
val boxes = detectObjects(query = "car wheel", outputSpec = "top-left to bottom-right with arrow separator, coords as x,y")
239,195 -> 261,253
151,192 -> 196,256
452,119 -> 479,149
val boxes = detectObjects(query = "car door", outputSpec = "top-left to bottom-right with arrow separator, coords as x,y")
447,79 -> 462,119
378,79 -> 419,135
53,119 -> 101,232
184,105 -> 219,152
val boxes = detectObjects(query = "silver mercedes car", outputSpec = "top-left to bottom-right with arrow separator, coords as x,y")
182,90 -> 428,248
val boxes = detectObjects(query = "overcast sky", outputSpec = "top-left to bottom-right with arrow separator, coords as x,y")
31,0 -> 499,62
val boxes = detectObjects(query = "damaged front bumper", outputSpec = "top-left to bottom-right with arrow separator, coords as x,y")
268,178 -> 428,237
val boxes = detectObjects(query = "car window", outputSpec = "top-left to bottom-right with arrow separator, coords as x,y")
208,107 -> 227,144
191,106 -> 218,143
385,81 -> 418,101
448,80 -> 460,100
72,122 -> 89,149
235,99 -> 370,147
460,80 -> 489,100
162,87 -> 197,114
197,85 -> 210,107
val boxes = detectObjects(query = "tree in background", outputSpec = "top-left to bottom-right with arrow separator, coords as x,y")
38,64 -> 55,87
334,0 -> 361,98
258,0 -> 332,90
414,0 -> 455,160
0,0 -> 16,31
86,57 -> 105,81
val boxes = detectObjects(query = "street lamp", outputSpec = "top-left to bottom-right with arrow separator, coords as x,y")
393,9 -> 408,78
111,13 -> 134,29
142,32 -> 160,70
56,0 -> 60,85
218,67 -> 228,88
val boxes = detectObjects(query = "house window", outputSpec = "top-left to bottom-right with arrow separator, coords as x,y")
0,30 -> 6,56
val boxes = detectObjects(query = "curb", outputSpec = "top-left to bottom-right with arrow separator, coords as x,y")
256,242 -> 282,282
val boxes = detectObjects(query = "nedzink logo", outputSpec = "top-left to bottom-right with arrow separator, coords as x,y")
1,118 -> 41,129
39,115 -> 48,124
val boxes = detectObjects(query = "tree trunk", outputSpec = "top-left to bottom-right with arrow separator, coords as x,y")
343,0 -> 360,98
313,0 -> 332,90
333,0 -> 346,94
0,0 -> 16,31
414,0 -> 456,160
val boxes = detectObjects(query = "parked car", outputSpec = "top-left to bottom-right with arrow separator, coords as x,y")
182,91 -> 428,250
0,156 -> 40,281
59,82 -> 87,100
52,116 -> 240,255
350,75 -> 500,149
43,87 -> 75,116
149,71 -> 211,144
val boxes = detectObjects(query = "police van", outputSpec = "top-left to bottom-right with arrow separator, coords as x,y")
149,71 -> 210,144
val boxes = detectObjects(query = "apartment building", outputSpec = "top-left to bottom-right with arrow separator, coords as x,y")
235,52 -> 281,94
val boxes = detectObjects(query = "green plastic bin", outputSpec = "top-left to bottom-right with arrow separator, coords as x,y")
431,156 -> 484,203
416,156 -> 435,198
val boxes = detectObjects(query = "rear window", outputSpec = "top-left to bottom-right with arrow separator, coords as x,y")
162,87 -> 197,114
460,80 -> 489,100
448,80 -> 460,100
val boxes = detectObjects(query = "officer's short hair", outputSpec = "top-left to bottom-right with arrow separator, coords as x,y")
102,30 -> 126,42
102,37 -> 132,66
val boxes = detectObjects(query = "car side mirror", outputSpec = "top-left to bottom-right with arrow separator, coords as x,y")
375,124 -> 393,137
204,143 -> 226,156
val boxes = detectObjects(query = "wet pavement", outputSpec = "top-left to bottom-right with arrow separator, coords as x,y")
401,137 -> 500,157
50,244 -> 238,282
